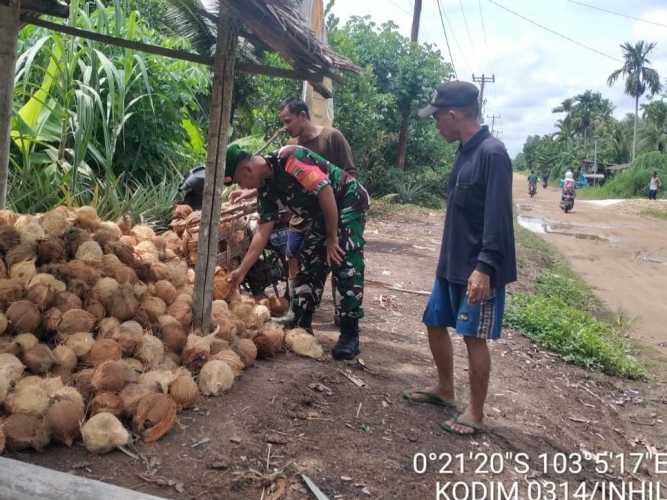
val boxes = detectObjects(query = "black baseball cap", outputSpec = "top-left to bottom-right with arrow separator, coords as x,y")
418,81 -> 480,118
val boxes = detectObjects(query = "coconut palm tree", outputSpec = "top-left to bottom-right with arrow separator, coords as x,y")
607,41 -> 662,161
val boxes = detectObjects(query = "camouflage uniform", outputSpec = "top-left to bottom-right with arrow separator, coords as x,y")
257,147 -> 369,320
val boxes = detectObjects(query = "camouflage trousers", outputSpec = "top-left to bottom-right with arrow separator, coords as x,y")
293,214 -> 365,320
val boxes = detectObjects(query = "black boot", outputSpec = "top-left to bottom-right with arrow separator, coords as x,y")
332,317 -> 360,360
287,309 -> 313,334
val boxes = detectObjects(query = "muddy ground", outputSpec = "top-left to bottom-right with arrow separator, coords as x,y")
9,191 -> 667,499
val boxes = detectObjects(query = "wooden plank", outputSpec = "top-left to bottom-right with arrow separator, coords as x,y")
0,1 -> 20,208
0,457 -> 164,500
191,12 -> 239,334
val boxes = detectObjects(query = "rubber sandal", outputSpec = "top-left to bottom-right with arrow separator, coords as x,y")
440,415 -> 485,436
402,390 -> 458,412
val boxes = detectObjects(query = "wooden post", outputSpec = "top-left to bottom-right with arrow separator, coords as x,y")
0,1 -> 20,208
191,12 -> 239,334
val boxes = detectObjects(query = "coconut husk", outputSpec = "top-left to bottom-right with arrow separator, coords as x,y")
75,240 -> 103,265
0,278 -> 24,305
199,360 -> 234,396
154,280 -> 177,305
7,384 -> 50,416
91,360 -> 128,393
42,376 -> 64,398
62,260 -> 100,286
6,300 -> 41,333
81,412 -> 129,454
93,277 -> 120,307
40,209 -> 69,237
9,259 -> 37,286
26,283 -> 56,311
51,365 -> 73,384
50,386 -> 85,413
212,269 -> 232,300
132,224 -> 155,242
14,374 -> 42,392
46,400 -> 83,447
253,334 -> 276,360
150,262 -> 169,281
72,368 -> 95,400
5,242 -> 36,268
91,392 -> 124,418
135,240 -> 160,265
174,292 -> 193,305
261,323 -> 286,353
97,317 -> 121,339
285,328 -> 324,359
113,321 -> 143,355
92,227 -> 120,248
0,425 -> 5,454
57,308 -> 96,335
65,332 -> 95,358
141,296 -> 166,324
119,383 -> 155,417
167,300 -> 191,327
212,349 -> 244,376
173,204 -> 192,221
98,221 -> 122,239
42,307 -> 62,333
107,284 -> 138,321
37,236 -> 66,265
168,372 -> 199,409
0,353 -> 25,383
53,344 -> 78,371
84,297 -> 106,322
133,393 -> 177,443
54,291 -> 83,313
87,339 -> 122,367
158,316 -> 186,353
66,279 -> 90,299
14,333 -> 39,353
0,225 -> 20,252
136,334 -> 165,370
133,281 -> 149,300
17,221 -> 46,244
138,369 -> 177,394
105,241 -> 137,268
3,413 -> 50,451
29,273 -> 66,292
22,343 -> 55,374
208,337 -> 229,355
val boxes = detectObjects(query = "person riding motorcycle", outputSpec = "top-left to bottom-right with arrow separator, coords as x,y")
560,171 -> 576,212
527,170 -> 538,197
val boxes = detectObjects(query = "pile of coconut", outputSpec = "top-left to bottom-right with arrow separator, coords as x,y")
0,205 -> 322,456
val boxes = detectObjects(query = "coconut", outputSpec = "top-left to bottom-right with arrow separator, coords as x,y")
261,323 -> 286,353
157,355 -> 179,372
138,369 -> 176,393
74,206 -> 99,231
7,384 -> 50,416
14,375 -> 42,392
53,345 -> 77,371
119,383 -> 155,417
199,360 -> 234,396
133,281 -> 149,300
232,302 -> 254,324
6,300 -> 40,333
65,332 -> 95,358
0,225 -> 20,252
212,315 -> 236,342
234,339 -> 257,366
212,270 -> 232,300
92,277 -> 119,306
132,225 -> 155,242
29,273 -> 66,291
0,377 -> 10,404
0,259 -> 6,279
10,259 -> 37,286
66,279 -> 90,299
141,296 -> 166,324
72,368 -> 94,400
113,321 -> 144,355
251,305 -> 271,328
285,328 -> 324,359
63,227 -> 91,259
57,308 -> 96,336
0,278 -> 24,304
133,393 -> 177,443
253,334 -> 276,360
50,386 -> 85,412
91,360 -> 128,393
55,291 -> 82,313
168,300 -> 192,327
0,336 -> 19,356
46,400 -> 83,447
14,333 -> 38,353
119,235 -> 138,246
158,316 -> 186,353
87,339 -> 122,367
63,259 -> 100,285
208,337 -> 230,355
74,240 -> 103,265
268,296 -> 289,317
123,358 -> 144,379
154,280 -> 177,305
174,292 -> 193,305
26,283 -> 56,311
135,240 -> 160,264
0,314 -> 6,336
0,353 -> 25,383
0,425 -> 4,454
213,350 -> 244,376
22,344 -> 55,374
40,208 -> 69,236
107,284 -> 138,321
105,241 -> 136,268
84,298 -> 106,322
136,335 -> 164,369
97,221 -> 122,240
92,227 -> 120,249
17,222 -> 46,245
98,317 -> 120,339
3,414 -> 50,451
42,307 -> 62,333
37,236 -> 66,265
81,412 -> 129,453
41,376 -> 64,398
91,392 -> 124,417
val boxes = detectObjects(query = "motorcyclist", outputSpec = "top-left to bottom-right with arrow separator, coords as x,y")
562,171 -> 576,196
527,170 -> 538,195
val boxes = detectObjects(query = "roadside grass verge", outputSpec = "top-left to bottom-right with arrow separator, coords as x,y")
639,207 -> 667,221
368,195 -> 439,220
507,227 -> 646,380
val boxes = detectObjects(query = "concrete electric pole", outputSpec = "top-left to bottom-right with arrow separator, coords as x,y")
486,114 -> 501,135
472,73 -> 495,122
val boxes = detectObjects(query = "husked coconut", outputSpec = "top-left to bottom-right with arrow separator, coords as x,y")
132,224 -> 155,242
62,259 -> 100,285
133,281 -> 149,300
87,339 -> 122,366
46,400 -> 83,446
14,375 -> 41,392
234,338 -> 257,367
50,386 -> 85,412
3,414 -> 50,451
231,303 -> 254,325
107,284 -> 138,321
10,259 -> 37,286
213,350 -> 244,376
0,425 -> 4,454
57,308 -> 96,335
141,296 -> 166,323
174,292 -> 192,305
113,320 -> 143,355
253,334 -> 276,360
14,333 -> 39,352
40,209 -> 69,237
84,297 -> 106,321
168,300 -> 191,326
72,368 -> 95,400
65,332 -> 95,358
91,392 -> 124,417
168,372 -> 199,409
0,353 -> 25,383
138,370 -> 176,393
29,273 -> 66,292
54,291 -> 82,313
37,236 -> 66,264
285,328 -> 324,359
22,344 -> 55,374
26,283 -> 56,311
261,323 -> 286,352
208,337 -> 230,355
97,221 -> 122,240
6,300 -> 41,333
17,221 -> 46,244
0,278 -> 24,304
81,412 -> 129,453
41,376 -> 64,398
154,280 -> 177,305
135,240 -> 159,264
91,360 -> 129,393
0,377 -> 10,404
136,335 -> 164,369
0,336 -> 19,356
7,384 -> 50,416
250,305 -> 271,329
158,315 -> 186,353
53,345 -> 77,371
74,206 -> 99,230
119,383 -> 155,417
199,360 -> 234,396
93,277 -> 119,306
212,270 -> 232,300
150,262 -> 170,281
97,317 -> 120,339
123,358 -> 144,378
133,393 -> 177,443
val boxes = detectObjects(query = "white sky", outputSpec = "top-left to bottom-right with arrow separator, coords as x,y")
330,0 -> 667,157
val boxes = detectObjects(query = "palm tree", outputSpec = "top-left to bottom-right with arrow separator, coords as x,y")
640,99 -> 667,152
607,41 -> 662,161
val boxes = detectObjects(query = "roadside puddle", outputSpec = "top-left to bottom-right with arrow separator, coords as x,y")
517,215 -> 610,242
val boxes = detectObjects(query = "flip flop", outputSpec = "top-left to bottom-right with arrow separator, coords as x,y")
402,390 -> 459,412
440,415 -> 485,436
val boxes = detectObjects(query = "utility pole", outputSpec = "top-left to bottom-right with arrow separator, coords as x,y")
397,0 -> 422,170
472,73 -> 495,121
486,113 -> 501,135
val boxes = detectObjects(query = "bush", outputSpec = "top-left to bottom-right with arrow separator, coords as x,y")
582,151 -> 667,198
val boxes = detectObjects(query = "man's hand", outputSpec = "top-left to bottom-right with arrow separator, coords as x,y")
466,270 -> 490,305
229,189 -> 256,204
326,236 -> 345,266
226,268 -> 246,290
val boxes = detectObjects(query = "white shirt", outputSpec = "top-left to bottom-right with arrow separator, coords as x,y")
650,177 -> 659,190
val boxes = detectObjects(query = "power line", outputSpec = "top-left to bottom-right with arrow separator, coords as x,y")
568,0 -> 667,29
435,0 -> 457,78
478,0 -> 489,49
442,0 -> 473,74
387,0 -> 411,16
487,0 -> 622,63
458,0 -> 475,55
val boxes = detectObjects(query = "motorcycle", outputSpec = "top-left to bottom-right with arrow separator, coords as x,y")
560,192 -> 575,213
529,183 -> 537,198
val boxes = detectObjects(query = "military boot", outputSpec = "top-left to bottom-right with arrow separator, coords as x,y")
332,317 -> 360,360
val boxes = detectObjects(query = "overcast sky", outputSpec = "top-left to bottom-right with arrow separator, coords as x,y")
329,0 -> 667,157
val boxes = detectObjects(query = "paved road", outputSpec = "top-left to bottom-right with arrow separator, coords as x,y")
514,175 -> 667,360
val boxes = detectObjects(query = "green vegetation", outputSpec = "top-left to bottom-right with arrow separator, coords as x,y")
506,228 -> 646,380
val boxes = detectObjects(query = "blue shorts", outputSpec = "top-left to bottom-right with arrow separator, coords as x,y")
286,229 -> 306,258
422,277 -> 505,340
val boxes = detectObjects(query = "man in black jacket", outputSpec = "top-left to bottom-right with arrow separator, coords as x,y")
404,81 -> 516,435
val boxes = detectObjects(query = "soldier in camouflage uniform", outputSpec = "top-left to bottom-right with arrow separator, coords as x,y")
225,144 -> 369,360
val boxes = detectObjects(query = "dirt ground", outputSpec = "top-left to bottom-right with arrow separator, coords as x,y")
9,188 -> 667,499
